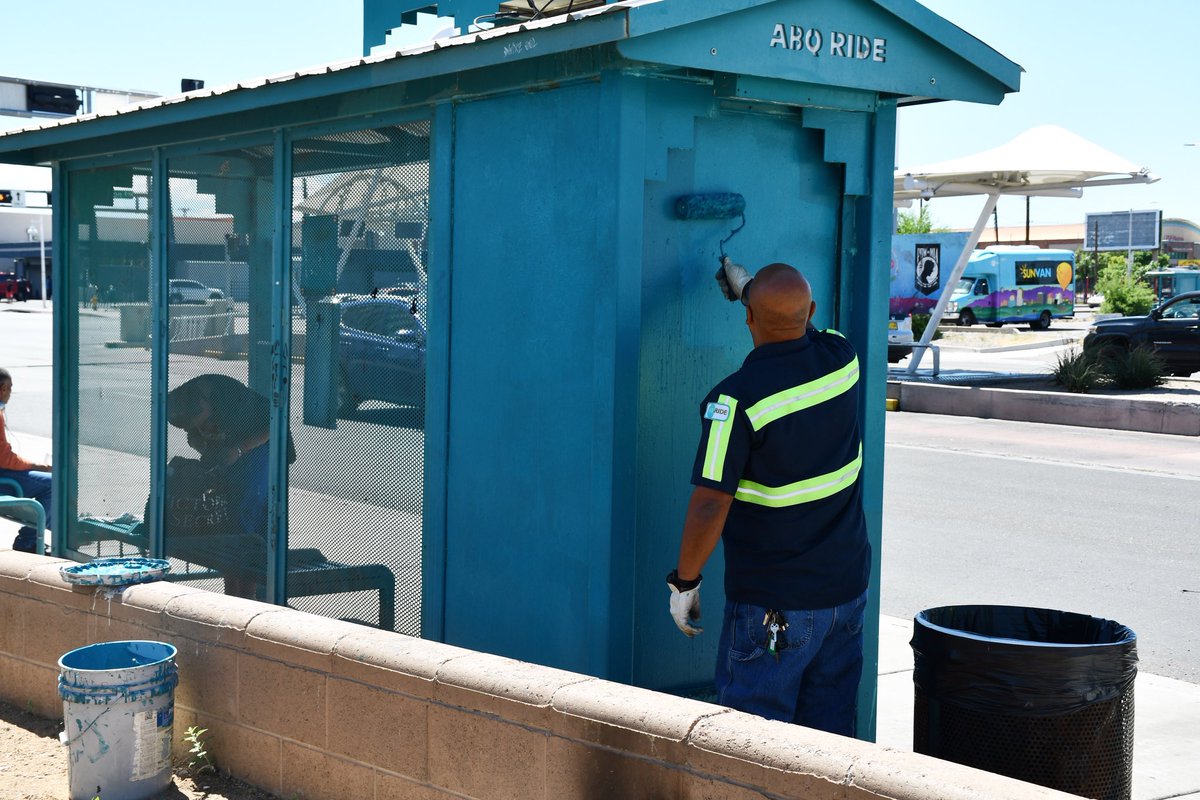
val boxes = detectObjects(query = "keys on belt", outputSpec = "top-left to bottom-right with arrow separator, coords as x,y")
763,610 -> 789,660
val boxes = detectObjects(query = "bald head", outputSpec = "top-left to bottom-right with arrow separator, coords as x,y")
745,263 -> 815,344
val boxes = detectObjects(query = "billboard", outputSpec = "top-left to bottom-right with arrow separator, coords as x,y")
1083,210 -> 1162,251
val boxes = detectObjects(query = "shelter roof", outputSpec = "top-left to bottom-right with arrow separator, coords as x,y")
0,0 -> 1021,166
894,124 -> 1158,203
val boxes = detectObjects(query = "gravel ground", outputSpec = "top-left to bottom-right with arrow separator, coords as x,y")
0,699 -> 278,800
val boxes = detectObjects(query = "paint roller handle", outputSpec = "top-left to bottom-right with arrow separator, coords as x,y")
716,256 -> 752,303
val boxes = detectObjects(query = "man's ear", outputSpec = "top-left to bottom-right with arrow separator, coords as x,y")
806,300 -> 817,328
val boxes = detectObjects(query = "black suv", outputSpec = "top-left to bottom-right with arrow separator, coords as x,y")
1082,291 -> 1200,377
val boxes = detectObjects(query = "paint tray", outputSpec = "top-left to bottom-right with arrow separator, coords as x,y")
60,556 -> 172,587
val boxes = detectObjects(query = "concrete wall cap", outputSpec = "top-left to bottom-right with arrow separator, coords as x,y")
246,607 -> 358,653
552,679 -> 726,741
435,651 -> 594,708
850,749 -> 1080,800
0,550 -> 43,579
116,579 -> 207,615
163,589 -> 282,647
332,627 -> 476,680
26,560 -> 72,589
689,710 -> 874,775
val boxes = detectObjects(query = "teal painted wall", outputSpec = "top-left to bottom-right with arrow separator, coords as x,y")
634,86 -> 843,691
441,74 -> 866,698
446,80 -> 623,676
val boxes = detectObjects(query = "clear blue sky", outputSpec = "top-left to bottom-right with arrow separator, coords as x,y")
901,1 -> 1200,230
4,1 -> 1198,230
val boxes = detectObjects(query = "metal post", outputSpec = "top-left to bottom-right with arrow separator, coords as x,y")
907,191 -> 1000,373
1126,209 -> 1133,277
37,215 -> 47,307
1090,220 -> 1099,301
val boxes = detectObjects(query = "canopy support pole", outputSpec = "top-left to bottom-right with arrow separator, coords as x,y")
906,190 -> 1000,374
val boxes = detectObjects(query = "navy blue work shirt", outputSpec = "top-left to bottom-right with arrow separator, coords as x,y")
690,329 -> 870,611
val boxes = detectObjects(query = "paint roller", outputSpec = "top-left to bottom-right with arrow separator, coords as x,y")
674,192 -> 746,259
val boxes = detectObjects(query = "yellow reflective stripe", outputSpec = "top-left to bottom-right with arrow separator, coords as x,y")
701,394 -> 738,483
735,446 -> 862,507
744,357 -> 859,432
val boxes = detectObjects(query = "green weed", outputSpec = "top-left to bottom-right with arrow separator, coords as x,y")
184,725 -> 216,775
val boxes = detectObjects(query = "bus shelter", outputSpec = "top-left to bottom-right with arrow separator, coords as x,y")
0,0 -> 1018,738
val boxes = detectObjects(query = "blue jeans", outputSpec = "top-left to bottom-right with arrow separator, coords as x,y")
715,590 -> 866,736
0,468 -> 52,552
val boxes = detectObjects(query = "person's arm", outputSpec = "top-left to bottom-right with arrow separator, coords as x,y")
675,485 -> 735,581
0,413 -> 37,472
667,485 -> 735,637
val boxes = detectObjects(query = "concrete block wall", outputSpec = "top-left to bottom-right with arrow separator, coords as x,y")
0,550 -> 1076,800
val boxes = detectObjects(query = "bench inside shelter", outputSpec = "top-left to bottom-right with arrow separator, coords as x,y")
0,478 -> 46,539
76,517 -> 396,630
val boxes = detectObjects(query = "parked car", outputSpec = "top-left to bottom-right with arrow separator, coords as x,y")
337,296 -> 426,415
169,279 -> 225,304
1082,291 -> 1200,377
887,315 -> 914,363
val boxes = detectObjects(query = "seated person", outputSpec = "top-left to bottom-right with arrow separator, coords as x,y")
0,368 -> 52,554
165,374 -> 296,597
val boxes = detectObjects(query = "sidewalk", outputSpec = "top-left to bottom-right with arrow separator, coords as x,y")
877,615 -> 1200,800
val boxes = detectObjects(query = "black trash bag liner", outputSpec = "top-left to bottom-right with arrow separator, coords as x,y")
913,605 -> 1137,716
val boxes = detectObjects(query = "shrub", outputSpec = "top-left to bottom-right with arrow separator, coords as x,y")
1095,265 -> 1156,316
1052,348 -> 1105,393
1103,344 -> 1165,390
910,313 -> 942,341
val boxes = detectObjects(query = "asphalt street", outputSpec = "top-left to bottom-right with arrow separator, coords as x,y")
883,411 -> 1200,683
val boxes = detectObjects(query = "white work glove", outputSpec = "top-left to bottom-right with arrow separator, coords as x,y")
715,256 -> 752,303
667,573 -> 703,637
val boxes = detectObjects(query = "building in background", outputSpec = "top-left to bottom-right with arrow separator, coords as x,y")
964,218 -> 1200,264
0,77 -> 159,298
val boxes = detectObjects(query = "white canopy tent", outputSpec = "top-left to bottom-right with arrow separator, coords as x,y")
894,124 -> 1158,373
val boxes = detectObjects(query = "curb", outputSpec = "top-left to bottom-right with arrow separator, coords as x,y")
936,338 -> 1078,354
888,381 -> 1200,437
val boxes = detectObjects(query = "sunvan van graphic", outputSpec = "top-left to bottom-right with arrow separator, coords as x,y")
944,246 -> 1075,329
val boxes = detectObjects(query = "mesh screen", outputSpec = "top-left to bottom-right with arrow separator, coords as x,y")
69,163 -> 155,557
914,685 -> 1135,800
288,123 -> 430,634
161,146 -> 277,598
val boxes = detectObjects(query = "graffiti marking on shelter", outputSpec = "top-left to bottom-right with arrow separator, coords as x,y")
503,37 -> 538,58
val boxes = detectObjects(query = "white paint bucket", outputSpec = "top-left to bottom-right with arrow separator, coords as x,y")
58,640 -> 179,800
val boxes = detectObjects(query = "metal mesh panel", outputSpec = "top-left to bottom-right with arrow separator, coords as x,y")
69,164 -> 155,557
914,687 -> 1135,800
288,123 -> 430,633
163,146 -> 276,597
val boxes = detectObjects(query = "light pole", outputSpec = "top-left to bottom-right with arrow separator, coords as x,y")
25,219 -> 47,308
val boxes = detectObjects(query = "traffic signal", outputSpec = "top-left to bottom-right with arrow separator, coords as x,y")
25,84 -> 81,116
0,189 -> 13,205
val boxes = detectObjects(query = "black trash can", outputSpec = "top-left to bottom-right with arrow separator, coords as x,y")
912,605 -> 1137,800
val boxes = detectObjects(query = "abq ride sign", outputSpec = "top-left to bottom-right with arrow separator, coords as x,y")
1084,209 -> 1162,252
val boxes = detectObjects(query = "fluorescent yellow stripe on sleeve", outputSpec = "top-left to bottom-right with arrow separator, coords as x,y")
701,394 -> 738,483
744,357 -> 859,432
734,445 -> 862,507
